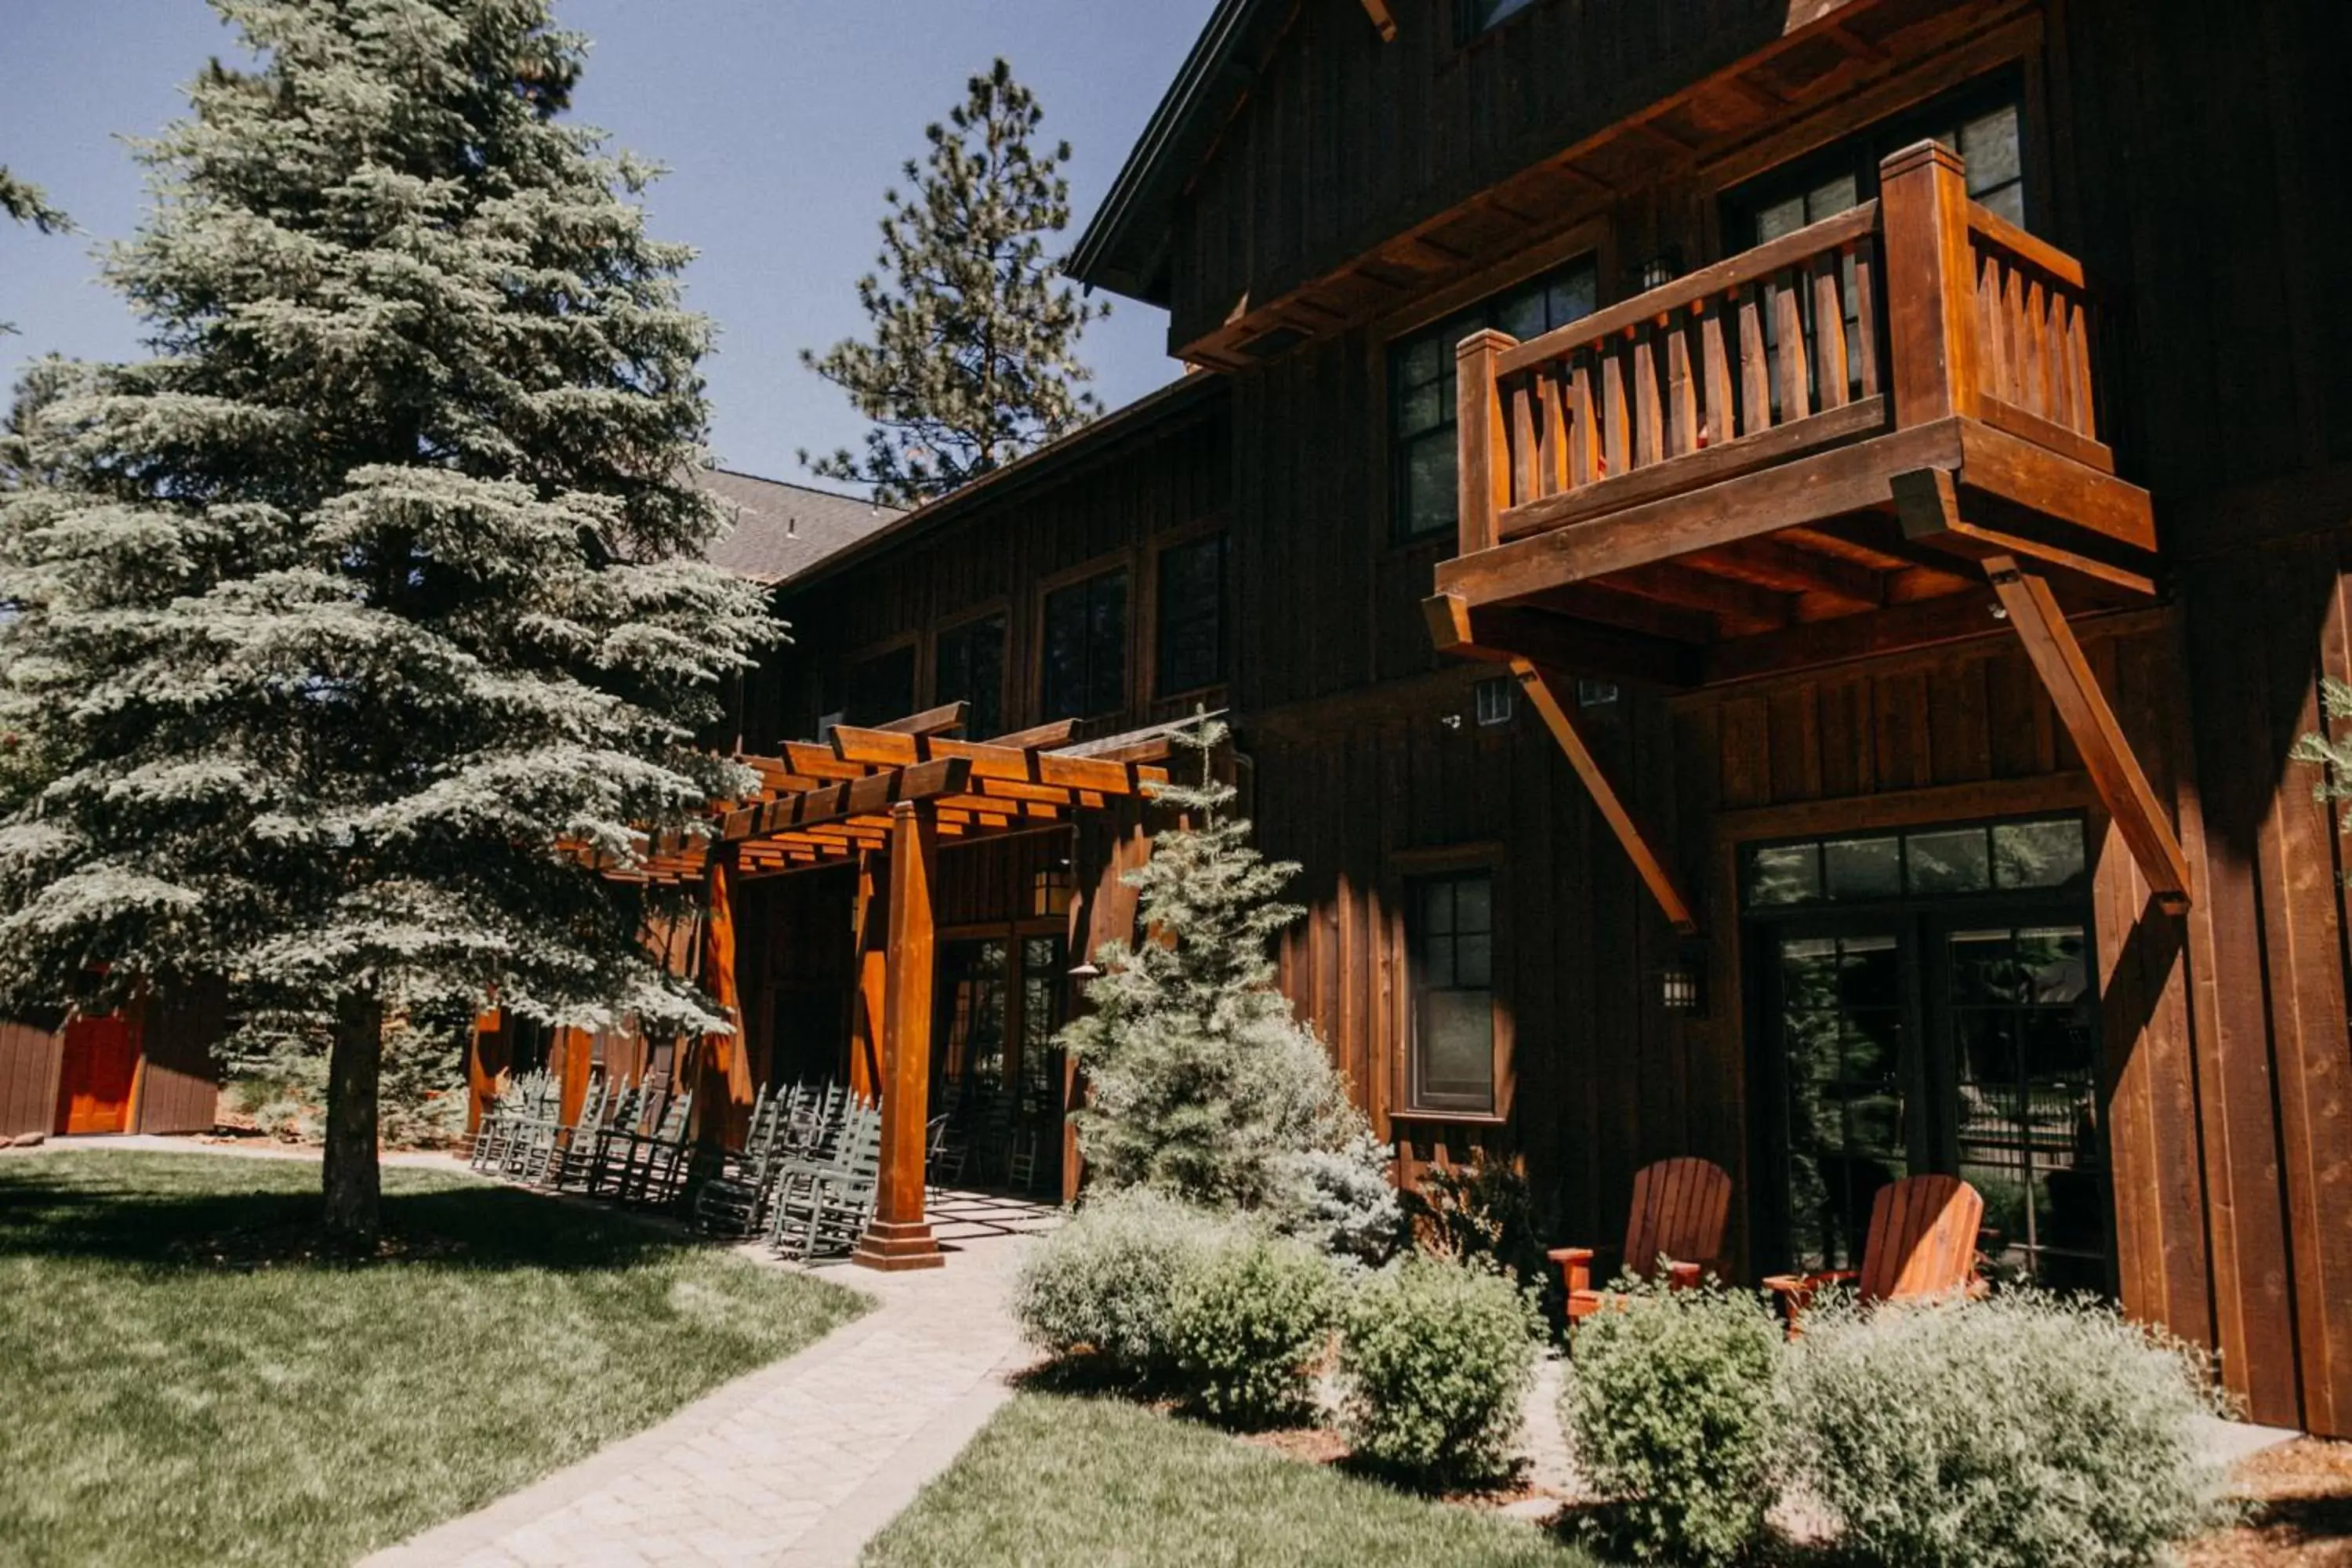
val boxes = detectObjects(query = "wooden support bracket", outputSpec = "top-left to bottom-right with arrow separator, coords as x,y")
1511,659 -> 1700,935
1360,0 -> 1398,40
1983,555 -> 2192,913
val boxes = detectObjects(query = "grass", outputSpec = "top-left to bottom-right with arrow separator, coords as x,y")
858,1391 -> 1598,1568
0,1150 -> 869,1568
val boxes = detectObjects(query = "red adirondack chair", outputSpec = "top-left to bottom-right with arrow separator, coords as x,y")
1762,1171 -> 1987,1334
1549,1156 -> 1733,1322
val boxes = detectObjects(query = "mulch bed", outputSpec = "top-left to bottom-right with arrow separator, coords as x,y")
2184,1439 -> 2352,1568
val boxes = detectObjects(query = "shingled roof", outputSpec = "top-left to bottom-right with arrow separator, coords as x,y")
698,469 -> 901,586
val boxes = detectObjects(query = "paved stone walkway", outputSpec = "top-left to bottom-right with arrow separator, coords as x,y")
364,1193 -> 1052,1568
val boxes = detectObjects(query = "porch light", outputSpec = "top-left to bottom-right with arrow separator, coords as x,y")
1653,952 -> 1708,1016
1068,960 -> 1102,981
1638,250 -> 1682,293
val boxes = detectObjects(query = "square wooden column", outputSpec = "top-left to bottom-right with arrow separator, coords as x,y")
848,851 -> 887,1102
855,802 -> 944,1270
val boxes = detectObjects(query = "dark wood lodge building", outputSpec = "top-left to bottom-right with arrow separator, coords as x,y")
694,0 -> 2351,1438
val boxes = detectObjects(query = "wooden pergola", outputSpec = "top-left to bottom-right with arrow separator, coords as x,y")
631,704 -> 1171,1270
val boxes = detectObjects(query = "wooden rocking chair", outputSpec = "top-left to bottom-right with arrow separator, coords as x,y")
1762,1172 -> 1987,1334
1550,1156 -> 1733,1323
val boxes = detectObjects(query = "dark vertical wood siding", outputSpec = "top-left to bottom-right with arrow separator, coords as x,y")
0,1021 -> 64,1138
133,983 -> 226,1136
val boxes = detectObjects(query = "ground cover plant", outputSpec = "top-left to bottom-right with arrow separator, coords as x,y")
0,1152 -> 866,1568
858,1391 -> 1593,1568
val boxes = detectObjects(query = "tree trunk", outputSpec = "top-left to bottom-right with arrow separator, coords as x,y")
322,989 -> 383,1252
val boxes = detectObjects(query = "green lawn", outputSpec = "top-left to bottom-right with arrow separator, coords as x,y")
0,1150 -> 869,1568
859,1392 -> 1597,1568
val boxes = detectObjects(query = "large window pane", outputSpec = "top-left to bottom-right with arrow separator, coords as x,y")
1040,571 -> 1127,721
1410,870 -> 1496,1113
934,613 -> 1005,739
845,644 -> 914,727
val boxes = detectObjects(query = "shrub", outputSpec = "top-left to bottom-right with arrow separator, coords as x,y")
1269,1130 -> 1406,1269
1403,1156 -> 1554,1313
1011,1189 -> 1237,1382
1786,1290 -> 2235,1568
1563,1278 -> 1786,1566
1170,1230 -> 1344,1427
1338,1254 -> 1539,1486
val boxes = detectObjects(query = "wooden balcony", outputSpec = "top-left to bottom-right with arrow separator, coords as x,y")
1429,141 -> 2187,913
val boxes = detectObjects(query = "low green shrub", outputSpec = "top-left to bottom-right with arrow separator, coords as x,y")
1787,1290 -> 2235,1568
1011,1189 -> 1237,1383
1563,1278 -> 1786,1566
1170,1230 -> 1343,1427
1338,1254 -> 1539,1486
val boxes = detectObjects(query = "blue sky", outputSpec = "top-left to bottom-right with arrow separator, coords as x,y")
0,0 -> 1214,491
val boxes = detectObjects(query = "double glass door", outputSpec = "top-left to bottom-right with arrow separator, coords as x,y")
1744,817 -> 2111,1293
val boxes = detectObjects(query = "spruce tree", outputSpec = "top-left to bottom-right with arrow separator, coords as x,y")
1063,719 -> 1401,1263
0,167 -> 70,336
0,0 -> 773,1246
801,58 -> 1105,506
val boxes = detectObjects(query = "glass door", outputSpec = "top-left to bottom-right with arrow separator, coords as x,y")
1742,814 -> 2109,1290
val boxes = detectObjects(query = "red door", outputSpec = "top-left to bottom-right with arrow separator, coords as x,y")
54,1014 -> 139,1135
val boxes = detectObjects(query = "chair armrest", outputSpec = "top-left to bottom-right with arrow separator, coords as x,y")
1547,1246 -> 1597,1295
1662,1260 -> 1705,1290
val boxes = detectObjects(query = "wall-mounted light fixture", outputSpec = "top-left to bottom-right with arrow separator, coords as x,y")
1651,941 -> 1710,1017
1068,959 -> 1102,982
1638,249 -> 1683,293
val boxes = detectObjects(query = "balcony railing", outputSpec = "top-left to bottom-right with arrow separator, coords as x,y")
1453,140 -> 2114,560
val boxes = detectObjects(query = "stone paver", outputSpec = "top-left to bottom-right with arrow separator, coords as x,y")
362,1210 -> 1041,1568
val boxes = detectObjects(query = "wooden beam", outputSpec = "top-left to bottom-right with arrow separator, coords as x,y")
986,718 -> 1080,750
1604,560 -> 1797,633
849,851 -> 885,1102
1511,659 -> 1699,934
1704,585 -> 2005,684
1685,535 -> 1886,608
1984,556 -> 2191,913
1422,593 -> 1700,688
874,701 -> 969,737
1892,465 -> 2157,598
855,803 -> 944,1271
1359,0 -> 1397,41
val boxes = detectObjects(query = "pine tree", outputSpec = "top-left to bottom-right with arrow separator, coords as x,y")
0,167 -> 71,336
0,0 -> 775,1247
800,58 -> 1106,506
1062,718 -> 1401,1263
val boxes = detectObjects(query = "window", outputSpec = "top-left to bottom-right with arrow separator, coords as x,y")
1155,534 -> 1225,696
1040,569 -> 1127,721
1391,259 -> 1598,543
844,644 -> 914,727
934,613 -> 1006,740
1741,815 -> 2089,910
1458,0 -> 1537,38
1407,871 -> 1497,1114
1731,83 -> 2027,245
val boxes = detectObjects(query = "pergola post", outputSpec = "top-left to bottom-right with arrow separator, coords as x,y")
855,801 -> 944,1271
848,850 -> 886,1102
696,844 -> 754,1146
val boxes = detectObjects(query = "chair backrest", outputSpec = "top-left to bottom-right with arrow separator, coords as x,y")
1858,1174 -> 1984,1302
1620,1156 -> 1733,1279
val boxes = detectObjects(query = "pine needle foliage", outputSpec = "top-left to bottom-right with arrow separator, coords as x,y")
0,166 -> 71,336
1062,719 -> 1399,1259
800,58 -> 1105,506
0,0 -> 775,1240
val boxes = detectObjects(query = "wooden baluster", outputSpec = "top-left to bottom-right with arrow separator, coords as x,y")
1665,314 -> 1698,456
1632,328 -> 1664,468
1737,285 -> 1770,435
2065,297 -> 2096,441
1509,376 -> 1539,508
1568,358 -> 1597,486
1536,368 -> 1570,498
1773,269 -> 1809,423
1454,328 -> 1514,555
2001,263 -> 2027,412
1876,140 -> 1982,426
1700,298 -> 1733,448
2034,279 -> 2062,424
1811,252 -> 1849,409
1851,239 -> 1881,398
1600,342 -> 1629,477
1976,252 -> 2005,405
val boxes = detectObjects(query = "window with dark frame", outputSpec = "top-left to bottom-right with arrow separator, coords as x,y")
1728,82 -> 2027,247
1390,258 -> 1598,543
1406,869 -> 1497,1114
1155,533 -> 1226,697
934,613 -> 1006,741
844,644 -> 915,728
1040,568 -> 1128,722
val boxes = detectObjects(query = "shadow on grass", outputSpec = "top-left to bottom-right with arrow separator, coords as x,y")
0,1168 -> 702,1275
